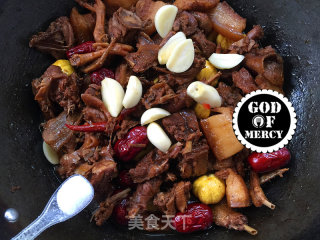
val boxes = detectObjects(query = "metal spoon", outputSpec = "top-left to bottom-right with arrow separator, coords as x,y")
11,174 -> 94,240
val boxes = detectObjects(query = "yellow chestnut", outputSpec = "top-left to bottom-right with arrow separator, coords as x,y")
52,59 -> 74,76
216,34 -> 234,51
193,174 -> 225,205
194,103 -> 210,119
196,60 -> 219,86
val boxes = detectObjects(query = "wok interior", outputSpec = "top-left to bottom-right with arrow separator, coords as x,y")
0,0 -> 319,239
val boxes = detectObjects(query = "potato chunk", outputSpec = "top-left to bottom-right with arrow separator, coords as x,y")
200,107 -> 243,160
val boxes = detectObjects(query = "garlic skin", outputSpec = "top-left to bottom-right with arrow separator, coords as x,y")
122,76 -> 143,109
101,77 -> 124,117
147,122 -> 172,153
187,81 -> 222,108
43,141 -> 59,165
158,32 -> 186,65
166,39 -> 195,73
141,108 -> 171,126
155,5 -> 178,38
208,53 -> 245,69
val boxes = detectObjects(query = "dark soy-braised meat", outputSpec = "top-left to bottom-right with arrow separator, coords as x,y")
228,25 -> 264,54
58,132 -> 100,177
50,72 -> 82,114
255,74 -> 284,94
179,139 -> 209,178
191,31 -> 216,58
153,181 -> 191,215
30,17 -> 74,59
211,157 -> 235,171
32,65 -> 81,119
192,12 -> 213,35
83,107 -> 107,123
174,0 -> 219,11
232,67 -> 259,94
127,177 -> 162,218
153,191 -> 175,215
155,57 -> 206,88
173,11 -> 198,36
232,148 -> 250,177
125,41 -> 160,72
76,0 -> 108,43
135,0 -> 166,35
216,82 -> 243,107
115,62 -> 133,87
212,200 -> 248,231
244,46 -> 284,92
165,172 -> 177,182
136,32 -> 154,48
89,147 -> 118,194
115,120 -> 139,140
247,25 -> 264,41
142,82 -> 175,109
162,89 -> 195,114
81,84 -> 109,122
42,111 -> 82,154
60,142 -> 117,197
162,110 -> 202,142
94,188 -> 130,226
174,181 -> 191,212
129,143 -> 182,183
70,8 -> 95,44
108,8 -> 144,43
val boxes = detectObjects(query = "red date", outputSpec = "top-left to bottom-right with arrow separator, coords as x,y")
173,203 -> 213,233
66,41 -> 95,58
90,68 -> 115,85
118,170 -> 134,188
112,197 -> 129,225
248,147 -> 291,173
114,126 -> 149,162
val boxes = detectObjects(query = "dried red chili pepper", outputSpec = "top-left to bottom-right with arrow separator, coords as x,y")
65,122 -> 107,132
114,126 -> 149,162
173,203 -> 213,233
66,41 -> 95,58
90,68 -> 115,85
202,103 -> 211,110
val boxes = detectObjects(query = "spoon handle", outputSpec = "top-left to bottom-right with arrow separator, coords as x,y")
11,213 -> 57,240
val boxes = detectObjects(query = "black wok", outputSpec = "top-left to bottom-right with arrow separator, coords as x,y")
0,0 -> 319,239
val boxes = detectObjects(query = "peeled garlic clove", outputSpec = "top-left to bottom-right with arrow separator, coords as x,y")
166,39 -> 194,73
158,32 -> 186,65
147,122 -> 172,153
101,77 -> 124,117
208,53 -> 245,69
141,108 -> 171,126
187,81 -> 222,108
122,76 -> 143,109
155,5 -> 178,38
43,141 -> 59,165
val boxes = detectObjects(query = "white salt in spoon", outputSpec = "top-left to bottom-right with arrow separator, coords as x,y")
11,174 -> 94,240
